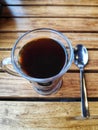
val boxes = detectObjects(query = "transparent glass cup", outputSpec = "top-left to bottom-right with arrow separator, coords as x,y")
1,28 -> 73,95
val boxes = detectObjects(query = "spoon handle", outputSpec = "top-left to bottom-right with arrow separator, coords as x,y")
80,68 -> 89,118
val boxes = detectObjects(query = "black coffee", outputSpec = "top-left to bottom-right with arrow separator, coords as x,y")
18,38 -> 66,78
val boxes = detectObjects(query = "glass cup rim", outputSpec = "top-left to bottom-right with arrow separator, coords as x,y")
11,28 -> 74,83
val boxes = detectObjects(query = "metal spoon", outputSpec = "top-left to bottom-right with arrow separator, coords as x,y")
74,44 -> 89,118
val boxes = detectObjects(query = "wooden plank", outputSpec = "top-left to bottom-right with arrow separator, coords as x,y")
0,101 -> 98,130
2,6 -> 98,18
1,0 -> 98,5
0,72 -> 98,98
0,18 -> 98,32
0,50 -> 98,71
0,32 -> 98,49
0,33 -> 21,49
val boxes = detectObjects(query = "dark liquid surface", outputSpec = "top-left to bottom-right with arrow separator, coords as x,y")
18,38 -> 66,78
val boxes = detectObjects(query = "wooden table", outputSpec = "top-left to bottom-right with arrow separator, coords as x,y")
0,0 -> 98,129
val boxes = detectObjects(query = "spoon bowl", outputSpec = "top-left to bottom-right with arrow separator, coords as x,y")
74,45 -> 88,68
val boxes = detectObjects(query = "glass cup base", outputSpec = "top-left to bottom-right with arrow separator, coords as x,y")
33,80 -> 63,95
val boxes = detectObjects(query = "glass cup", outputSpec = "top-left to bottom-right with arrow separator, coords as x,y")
1,28 -> 73,95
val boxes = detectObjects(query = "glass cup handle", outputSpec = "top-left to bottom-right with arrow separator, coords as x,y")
0,57 -> 20,77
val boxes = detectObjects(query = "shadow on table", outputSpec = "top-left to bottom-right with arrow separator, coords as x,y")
0,4 -> 3,15
0,3 -> 17,32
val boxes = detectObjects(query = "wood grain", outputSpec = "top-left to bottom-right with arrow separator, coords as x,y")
0,32 -> 98,49
2,6 -> 98,18
0,101 -> 98,130
1,0 -> 98,5
0,72 -> 98,98
0,18 -> 98,32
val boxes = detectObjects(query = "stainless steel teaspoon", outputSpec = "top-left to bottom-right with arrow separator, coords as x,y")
74,44 -> 89,118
